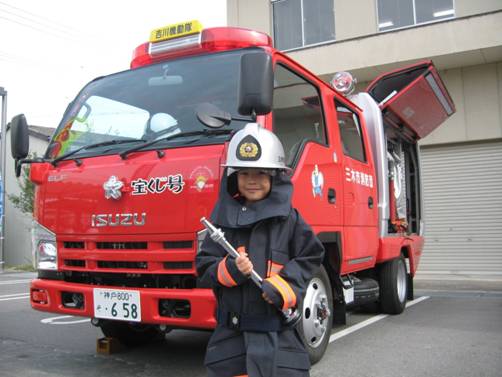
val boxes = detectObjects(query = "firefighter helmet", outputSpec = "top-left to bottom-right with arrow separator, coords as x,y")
224,123 -> 288,172
145,113 -> 180,139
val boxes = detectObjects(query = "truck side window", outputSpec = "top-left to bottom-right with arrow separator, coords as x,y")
273,64 -> 326,166
336,101 -> 366,163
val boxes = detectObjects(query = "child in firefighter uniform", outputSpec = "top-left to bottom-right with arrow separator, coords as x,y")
196,123 -> 324,377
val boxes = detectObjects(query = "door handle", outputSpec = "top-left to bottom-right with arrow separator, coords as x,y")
368,196 -> 374,209
328,188 -> 336,204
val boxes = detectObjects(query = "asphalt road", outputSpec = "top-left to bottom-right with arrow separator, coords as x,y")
1,271 -> 501,377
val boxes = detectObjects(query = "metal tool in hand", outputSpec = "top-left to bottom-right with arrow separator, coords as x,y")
200,217 -> 301,327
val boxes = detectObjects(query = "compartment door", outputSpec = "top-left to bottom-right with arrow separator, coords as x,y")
366,60 -> 455,141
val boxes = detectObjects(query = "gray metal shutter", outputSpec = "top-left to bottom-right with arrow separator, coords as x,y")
419,140 -> 502,275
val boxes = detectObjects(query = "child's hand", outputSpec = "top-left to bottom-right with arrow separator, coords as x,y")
262,292 -> 274,305
235,250 -> 253,276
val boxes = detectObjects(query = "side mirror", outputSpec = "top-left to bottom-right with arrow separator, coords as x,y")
10,114 -> 29,160
238,52 -> 273,117
10,114 -> 29,177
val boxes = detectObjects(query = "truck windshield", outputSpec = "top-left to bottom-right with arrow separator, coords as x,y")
46,49 -> 252,159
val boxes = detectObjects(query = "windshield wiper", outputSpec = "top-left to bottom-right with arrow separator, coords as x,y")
51,138 -> 147,166
119,129 -> 233,159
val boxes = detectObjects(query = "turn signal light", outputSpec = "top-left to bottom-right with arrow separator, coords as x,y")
31,289 -> 48,304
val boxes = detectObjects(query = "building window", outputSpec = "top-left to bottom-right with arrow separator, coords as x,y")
272,0 -> 335,50
378,0 -> 455,32
273,64 -> 326,166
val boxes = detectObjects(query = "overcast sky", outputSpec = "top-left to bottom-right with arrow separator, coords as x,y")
0,0 -> 226,128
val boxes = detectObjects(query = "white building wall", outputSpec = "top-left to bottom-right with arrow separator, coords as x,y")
4,132 -> 50,266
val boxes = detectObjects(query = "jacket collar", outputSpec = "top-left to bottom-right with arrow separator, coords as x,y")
210,169 -> 293,228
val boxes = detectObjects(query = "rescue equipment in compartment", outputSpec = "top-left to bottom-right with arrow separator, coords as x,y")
387,148 -> 408,233
200,217 -> 302,327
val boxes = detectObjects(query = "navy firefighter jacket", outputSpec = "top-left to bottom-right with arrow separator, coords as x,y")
196,170 -> 325,376
196,170 -> 325,326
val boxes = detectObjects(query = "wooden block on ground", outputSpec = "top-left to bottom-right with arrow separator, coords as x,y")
96,337 -> 122,355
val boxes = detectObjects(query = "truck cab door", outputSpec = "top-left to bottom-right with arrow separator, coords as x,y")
334,99 -> 379,271
271,60 -> 343,227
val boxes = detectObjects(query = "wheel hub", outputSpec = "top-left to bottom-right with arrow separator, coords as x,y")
302,277 -> 330,348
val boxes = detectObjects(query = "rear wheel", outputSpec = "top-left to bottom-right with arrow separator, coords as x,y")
298,265 -> 333,364
99,320 -> 162,347
379,256 -> 408,314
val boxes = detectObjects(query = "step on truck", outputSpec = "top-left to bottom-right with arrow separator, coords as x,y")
10,21 -> 455,362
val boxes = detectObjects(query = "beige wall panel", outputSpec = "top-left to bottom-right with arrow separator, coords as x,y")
499,62 -> 502,127
421,68 -> 467,145
227,0 -> 238,27
456,0 -> 502,17
288,12 -> 502,80
335,0 -> 377,40
226,0 -> 271,35
463,64 -> 502,140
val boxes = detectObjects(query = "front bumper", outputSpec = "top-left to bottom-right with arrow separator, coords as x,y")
30,278 -> 217,329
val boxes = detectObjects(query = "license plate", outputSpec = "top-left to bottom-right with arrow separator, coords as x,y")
93,288 -> 141,322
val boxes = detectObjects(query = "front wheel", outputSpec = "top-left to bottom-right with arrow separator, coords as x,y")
99,320 -> 163,347
298,265 -> 333,364
379,256 -> 408,314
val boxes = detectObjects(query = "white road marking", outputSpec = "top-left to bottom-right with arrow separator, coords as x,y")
41,315 -> 91,325
329,296 -> 430,343
0,293 -> 30,298
0,294 -> 30,302
0,279 -> 32,285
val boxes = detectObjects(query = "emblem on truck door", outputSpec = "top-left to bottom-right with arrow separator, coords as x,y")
103,176 -> 124,200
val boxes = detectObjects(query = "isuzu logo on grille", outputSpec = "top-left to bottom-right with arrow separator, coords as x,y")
91,213 -> 146,227
103,176 -> 124,200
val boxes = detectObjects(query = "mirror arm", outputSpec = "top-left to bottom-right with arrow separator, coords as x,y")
14,157 -> 48,178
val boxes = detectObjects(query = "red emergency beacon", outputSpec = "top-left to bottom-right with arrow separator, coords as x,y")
131,20 -> 273,68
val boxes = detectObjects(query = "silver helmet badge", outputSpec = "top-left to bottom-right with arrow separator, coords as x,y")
103,176 -> 124,200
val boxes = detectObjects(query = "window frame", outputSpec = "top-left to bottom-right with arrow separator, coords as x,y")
334,98 -> 368,164
272,61 -> 329,168
271,0 -> 336,51
376,0 -> 456,33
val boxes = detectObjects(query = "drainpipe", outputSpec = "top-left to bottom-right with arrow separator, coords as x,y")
0,87 -> 7,272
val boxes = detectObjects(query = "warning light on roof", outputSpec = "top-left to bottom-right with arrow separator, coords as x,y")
330,71 -> 356,96
131,22 -> 273,69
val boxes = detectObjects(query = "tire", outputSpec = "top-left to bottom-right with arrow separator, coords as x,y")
100,320 -> 162,347
379,256 -> 408,314
298,265 -> 333,364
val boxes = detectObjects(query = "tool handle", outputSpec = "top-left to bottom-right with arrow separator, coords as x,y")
200,217 -> 263,286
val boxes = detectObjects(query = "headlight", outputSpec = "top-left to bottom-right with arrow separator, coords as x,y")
31,221 -> 58,270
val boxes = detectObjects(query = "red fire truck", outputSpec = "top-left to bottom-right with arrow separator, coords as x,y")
10,21 -> 454,362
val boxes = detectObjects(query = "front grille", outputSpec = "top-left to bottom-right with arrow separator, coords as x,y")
96,242 -> 148,250
63,241 -> 84,249
164,262 -> 193,270
163,241 -> 193,249
97,261 -> 148,269
64,259 -> 85,267
55,271 -> 198,289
